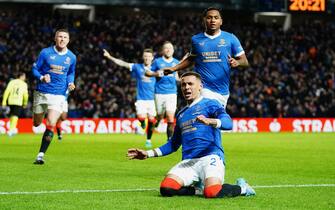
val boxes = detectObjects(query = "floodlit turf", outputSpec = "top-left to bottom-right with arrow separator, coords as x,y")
0,132 -> 335,209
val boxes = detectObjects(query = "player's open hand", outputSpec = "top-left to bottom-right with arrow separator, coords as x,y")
41,74 -> 51,83
103,49 -> 111,59
163,67 -> 174,75
127,148 -> 148,160
228,55 -> 240,68
68,83 -> 76,91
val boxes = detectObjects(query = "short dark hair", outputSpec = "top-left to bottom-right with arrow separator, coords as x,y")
55,28 -> 70,36
202,7 -> 222,18
143,48 -> 154,54
180,71 -> 202,81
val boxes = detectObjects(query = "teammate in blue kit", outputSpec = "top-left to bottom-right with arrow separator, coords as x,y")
127,72 -> 255,198
32,29 -> 76,164
163,7 -> 249,108
145,41 -> 179,138
103,48 -> 157,148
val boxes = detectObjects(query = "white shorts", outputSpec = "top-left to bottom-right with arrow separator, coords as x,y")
33,91 -> 66,114
61,100 -> 68,113
201,88 -> 229,109
167,154 -> 225,187
155,94 -> 177,115
135,100 -> 156,117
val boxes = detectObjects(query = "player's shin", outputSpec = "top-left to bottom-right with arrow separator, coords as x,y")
167,122 -> 174,138
160,177 -> 195,197
39,126 -> 54,153
56,122 -> 62,137
9,116 -> 18,131
147,120 -> 155,140
138,117 -> 146,129
204,184 -> 241,198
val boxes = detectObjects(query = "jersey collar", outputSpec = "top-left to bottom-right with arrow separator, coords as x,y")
53,46 -> 68,55
188,96 -> 203,108
162,56 -> 174,63
204,30 -> 221,39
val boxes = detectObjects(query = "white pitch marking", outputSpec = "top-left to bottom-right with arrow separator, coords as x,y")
0,184 -> 334,195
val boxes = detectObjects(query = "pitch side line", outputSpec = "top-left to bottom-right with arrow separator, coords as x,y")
1,184 -> 335,195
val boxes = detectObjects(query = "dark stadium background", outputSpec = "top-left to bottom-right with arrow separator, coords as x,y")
0,0 -> 334,119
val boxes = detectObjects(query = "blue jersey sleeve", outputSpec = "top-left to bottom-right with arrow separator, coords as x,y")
67,57 -> 76,84
158,124 -> 182,156
230,33 -> 244,57
32,50 -> 46,80
190,36 -> 197,56
151,60 -> 159,72
208,101 -> 233,130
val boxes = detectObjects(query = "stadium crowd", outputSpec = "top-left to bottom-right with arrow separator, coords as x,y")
0,8 -> 334,118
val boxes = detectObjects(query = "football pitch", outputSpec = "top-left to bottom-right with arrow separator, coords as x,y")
0,133 -> 334,210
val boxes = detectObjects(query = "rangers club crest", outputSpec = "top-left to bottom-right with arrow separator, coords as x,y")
218,39 -> 226,47
64,57 -> 71,64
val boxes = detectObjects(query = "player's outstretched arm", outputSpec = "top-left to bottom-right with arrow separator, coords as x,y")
163,54 -> 195,75
103,49 -> 131,69
145,69 -> 164,78
127,148 -> 148,160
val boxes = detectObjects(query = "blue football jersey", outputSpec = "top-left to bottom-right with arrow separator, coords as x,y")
151,57 -> 179,94
32,46 -> 76,96
158,97 -> 233,161
191,30 -> 245,95
130,63 -> 156,100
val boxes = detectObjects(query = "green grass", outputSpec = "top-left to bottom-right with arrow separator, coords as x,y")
0,133 -> 335,209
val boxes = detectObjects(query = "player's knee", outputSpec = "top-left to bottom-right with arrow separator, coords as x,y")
33,121 -> 41,127
33,118 -> 43,127
148,117 -> 156,124
204,185 -> 222,198
137,117 -> 145,122
160,177 -> 182,197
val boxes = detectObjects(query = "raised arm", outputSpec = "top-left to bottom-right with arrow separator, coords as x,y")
145,69 -> 164,77
163,54 -> 195,75
103,49 -> 131,70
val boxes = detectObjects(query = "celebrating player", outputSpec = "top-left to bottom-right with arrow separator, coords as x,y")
163,7 -> 249,108
145,41 -> 179,138
1,72 -> 29,136
103,48 -> 156,148
32,28 -> 76,164
127,72 -> 255,198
